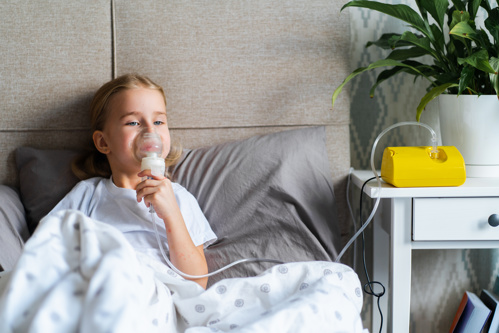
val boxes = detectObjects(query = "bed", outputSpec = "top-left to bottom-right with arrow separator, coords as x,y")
0,1 -> 364,332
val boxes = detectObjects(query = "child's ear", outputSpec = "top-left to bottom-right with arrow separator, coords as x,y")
93,131 -> 110,154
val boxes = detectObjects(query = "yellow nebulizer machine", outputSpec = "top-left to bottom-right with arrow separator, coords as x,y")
374,122 -> 466,188
380,145 -> 466,187
336,121 -> 466,267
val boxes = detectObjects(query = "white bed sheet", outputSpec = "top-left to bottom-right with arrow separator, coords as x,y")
0,210 -> 367,332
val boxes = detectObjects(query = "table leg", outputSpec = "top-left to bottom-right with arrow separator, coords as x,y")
389,198 -> 412,332
372,198 -> 390,333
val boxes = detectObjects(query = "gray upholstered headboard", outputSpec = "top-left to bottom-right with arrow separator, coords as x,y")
0,0 -> 351,245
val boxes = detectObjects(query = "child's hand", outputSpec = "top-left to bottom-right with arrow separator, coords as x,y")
136,170 -> 208,289
136,170 -> 180,222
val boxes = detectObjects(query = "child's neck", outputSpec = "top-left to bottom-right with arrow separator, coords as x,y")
111,174 -> 141,190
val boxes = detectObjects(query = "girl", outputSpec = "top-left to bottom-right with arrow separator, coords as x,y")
50,74 -> 216,288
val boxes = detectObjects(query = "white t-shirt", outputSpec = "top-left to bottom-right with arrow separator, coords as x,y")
49,177 -> 217,263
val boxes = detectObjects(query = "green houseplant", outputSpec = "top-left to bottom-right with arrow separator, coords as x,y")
332,0 -> 499,121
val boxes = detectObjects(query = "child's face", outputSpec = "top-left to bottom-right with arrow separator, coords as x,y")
94,87 -> 171,177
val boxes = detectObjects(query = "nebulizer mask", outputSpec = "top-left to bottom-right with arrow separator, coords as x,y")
134,129 -> 166,180
134,129 -> 282,279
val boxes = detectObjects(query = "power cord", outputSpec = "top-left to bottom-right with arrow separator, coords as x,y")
338,121 -> 439,332
359,176 -> 385,333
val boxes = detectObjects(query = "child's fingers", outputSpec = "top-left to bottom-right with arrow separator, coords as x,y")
136,177 -> 168,193
137,169 -> 166,180
136,178 -> 171,205
136,184 -> 158,203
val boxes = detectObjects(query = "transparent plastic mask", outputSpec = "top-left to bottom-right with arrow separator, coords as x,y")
134,130 -> 163,161
134,129 -> 165,177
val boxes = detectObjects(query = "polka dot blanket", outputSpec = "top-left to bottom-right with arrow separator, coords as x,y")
0,209 -> 367,332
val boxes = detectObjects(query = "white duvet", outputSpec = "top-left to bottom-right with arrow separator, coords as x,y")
0,210 -> 367,333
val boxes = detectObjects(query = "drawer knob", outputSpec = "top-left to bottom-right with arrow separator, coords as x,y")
488,214 -> 499,227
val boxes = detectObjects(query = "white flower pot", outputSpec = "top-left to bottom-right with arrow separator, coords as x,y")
438,94 -> 499,177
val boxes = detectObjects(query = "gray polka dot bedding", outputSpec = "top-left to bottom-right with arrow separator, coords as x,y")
0,210 -> 366,332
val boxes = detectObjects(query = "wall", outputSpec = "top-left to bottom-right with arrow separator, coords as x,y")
346,0 -> 499,331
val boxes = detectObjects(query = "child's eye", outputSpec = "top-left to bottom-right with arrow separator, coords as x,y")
126,121 -> 139,126
154,121 -> 165,125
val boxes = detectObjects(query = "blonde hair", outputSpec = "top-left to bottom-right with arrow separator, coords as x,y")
72,74 -> 182,180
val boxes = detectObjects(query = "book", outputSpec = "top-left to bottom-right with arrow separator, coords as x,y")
480,289 -> 499,333
449,291 -> 491,333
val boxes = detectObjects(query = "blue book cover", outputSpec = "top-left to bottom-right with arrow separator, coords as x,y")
480,289 -> 499,333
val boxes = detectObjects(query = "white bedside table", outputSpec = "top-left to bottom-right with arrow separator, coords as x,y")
351,170 -> 499,333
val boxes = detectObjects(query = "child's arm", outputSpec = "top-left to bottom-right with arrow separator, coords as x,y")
135,171 -> 209,288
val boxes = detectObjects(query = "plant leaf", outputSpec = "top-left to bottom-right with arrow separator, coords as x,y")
458,65 -> 475,95
387,47 -> 430,61
400,31 -> 438,58
366,33 -> 409,50
369,61 -> 434,97
332,59 -> 430,108
434,72 -> 460,86
478,29 -> 493,47
468,0 -> 482,21
458,49 -> 496,74
449,0 -> 466,12
415,0 -> 429,21
490,57 -> 499,96
420,0 -> 448,29
450,21 -> 478,40
431,23 -> 446,52
480,0 -> 492,14
341,1 -> 429,37
450,10 -> 470,31
416,83 -> 458,121
369,67 -> 405,97
485,8 -> 499,46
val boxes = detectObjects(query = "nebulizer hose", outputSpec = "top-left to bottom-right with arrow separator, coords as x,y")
134,129 -> 283,279
150,214 -> 283,279
335,121 -> 438,263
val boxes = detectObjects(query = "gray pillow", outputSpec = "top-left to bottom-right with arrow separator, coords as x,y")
15,127 -> 340,284
0,185 -> 29,271
170,126 -> 340,285
16,148 -> 80,233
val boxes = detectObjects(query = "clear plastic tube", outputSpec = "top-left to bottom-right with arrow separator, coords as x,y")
150,211 -> 283,279
346,167 -> 358,270
148,121 -> 438,270
335,121 -> 438,262
137,130 -> 284,279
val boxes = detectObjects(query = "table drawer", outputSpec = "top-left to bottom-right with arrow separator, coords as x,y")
413,197 -> 499,241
